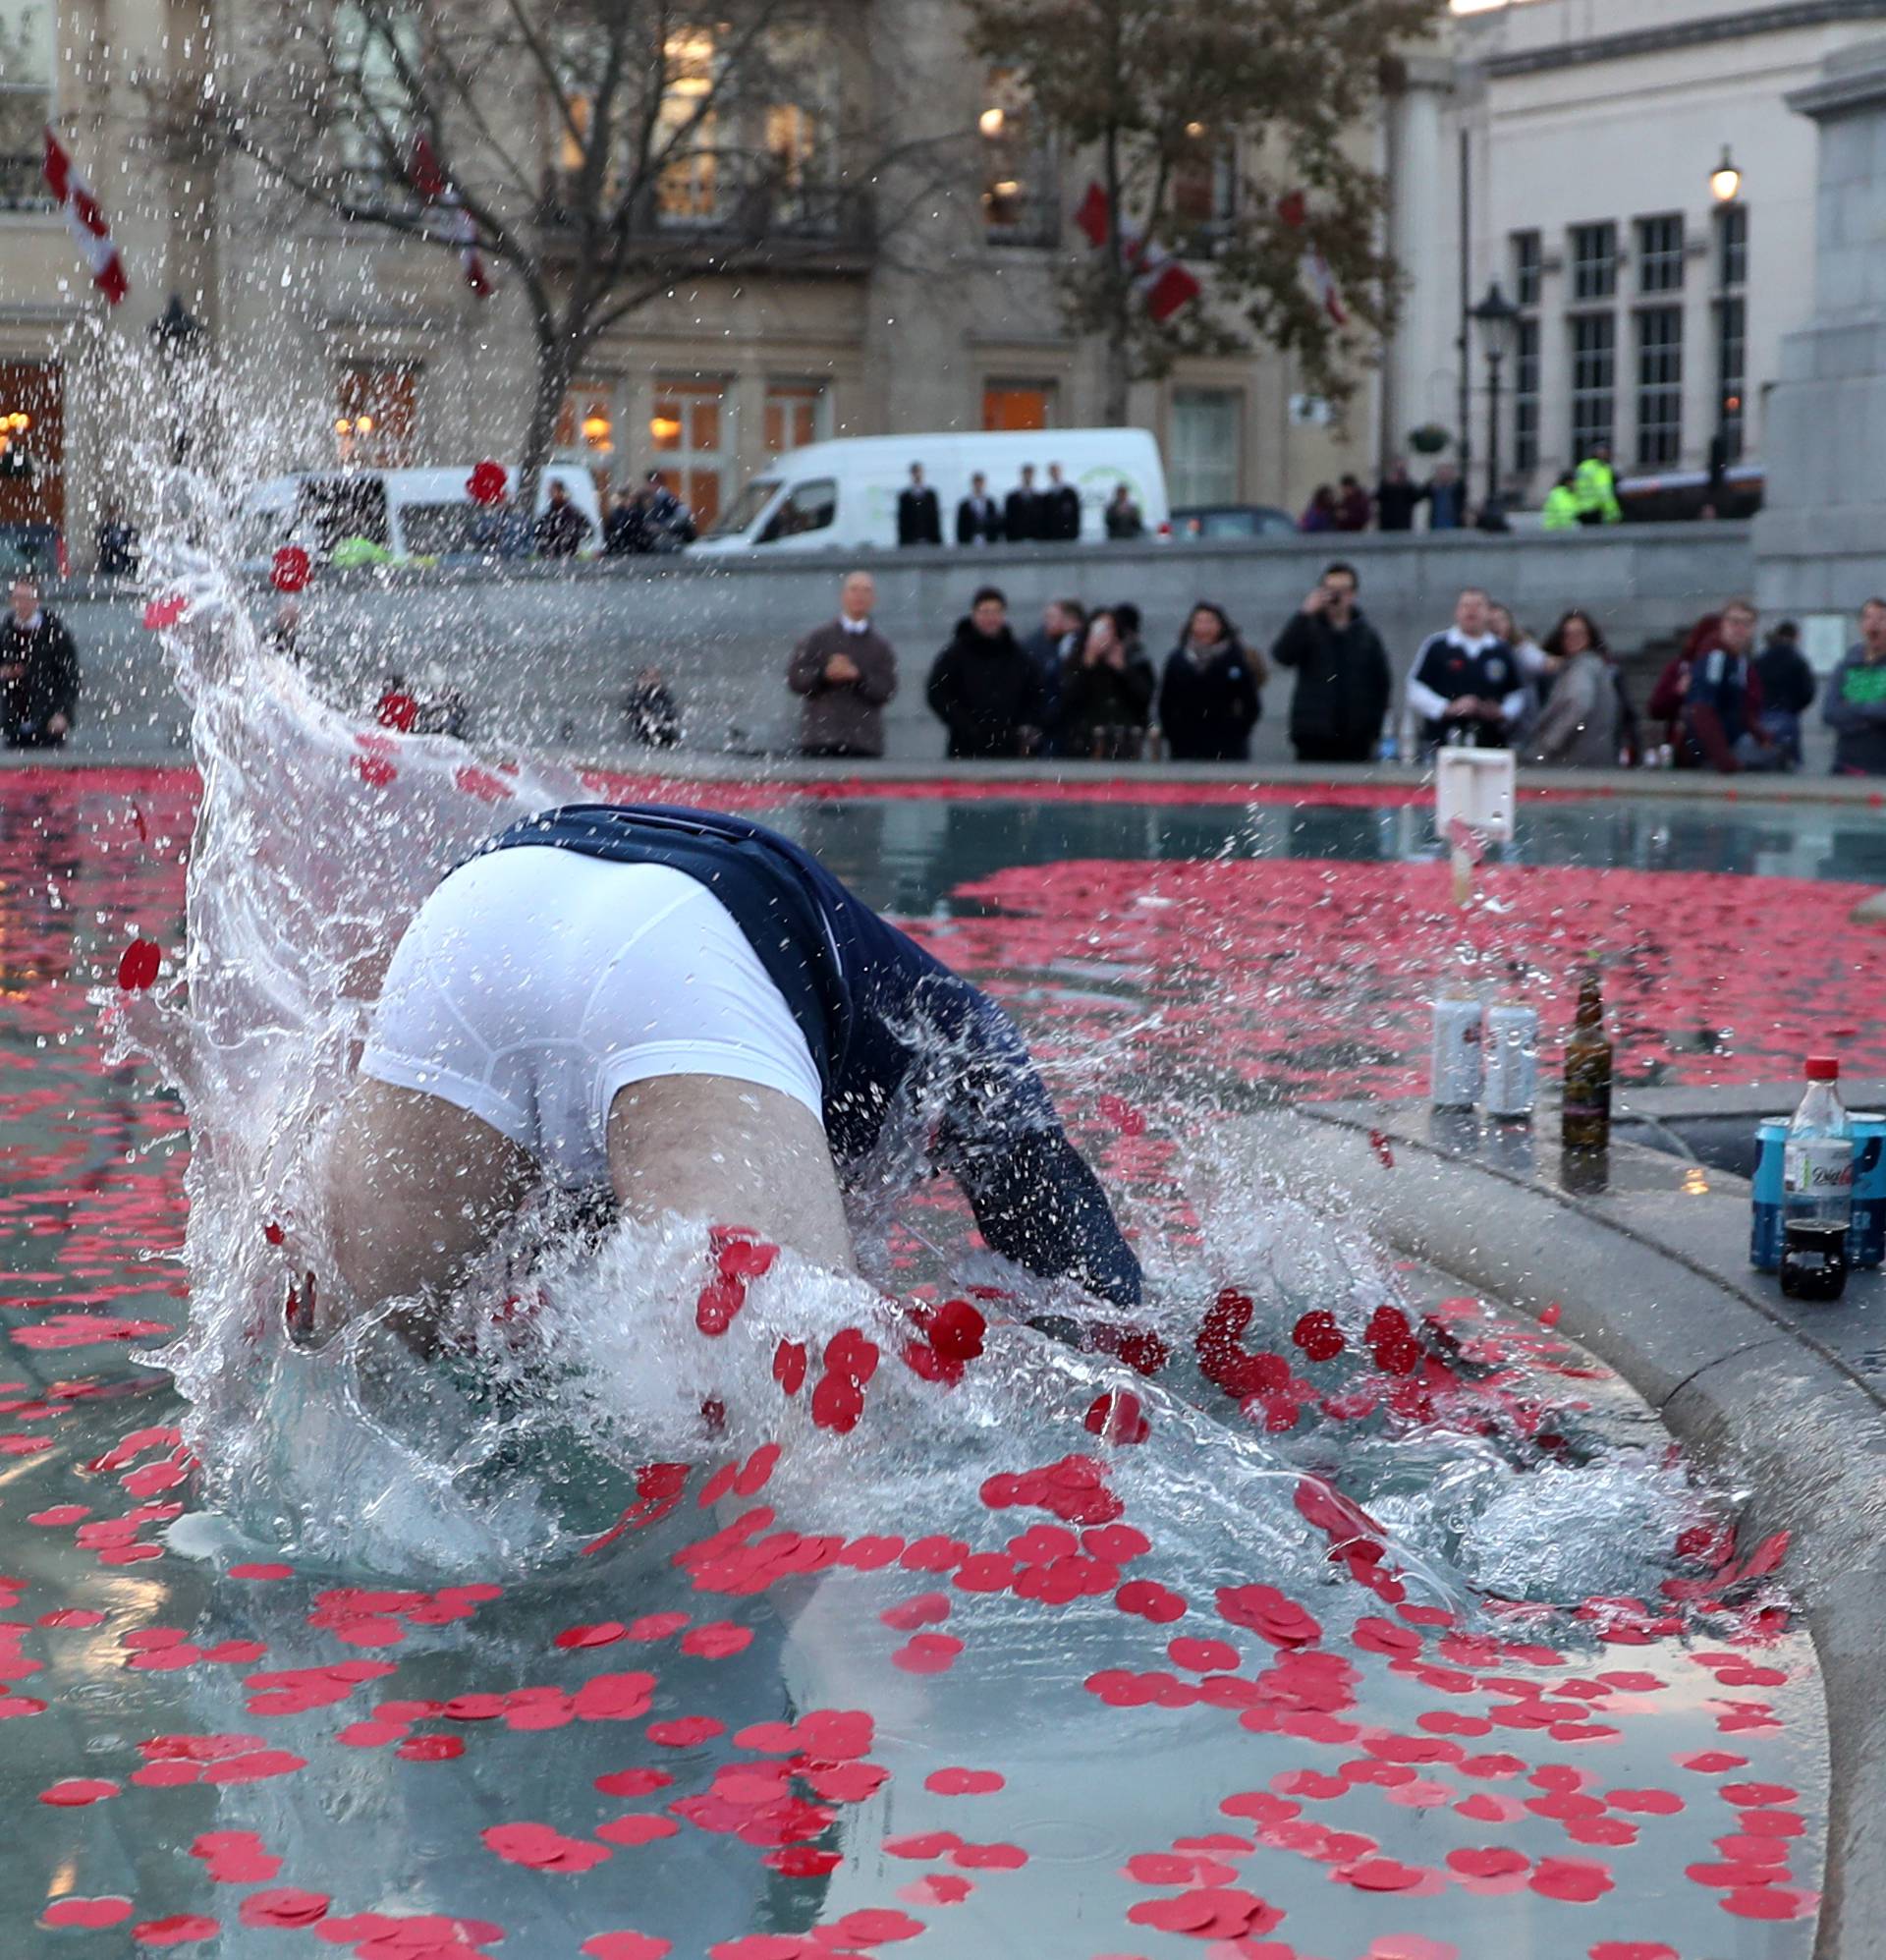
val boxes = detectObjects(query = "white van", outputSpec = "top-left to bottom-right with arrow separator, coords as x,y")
693,428 -> 1168,554
239,466 -> 603,569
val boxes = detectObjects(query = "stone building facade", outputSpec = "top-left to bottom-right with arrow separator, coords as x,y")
0,0 -> 1370,569
1384,0 -> 1886,510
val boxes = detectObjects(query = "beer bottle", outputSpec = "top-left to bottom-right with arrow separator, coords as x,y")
1561,964 -> 1613,1150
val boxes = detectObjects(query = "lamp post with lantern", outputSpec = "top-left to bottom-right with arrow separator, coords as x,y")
1468,280 -> 1521,525
1707,146 -> 1743,509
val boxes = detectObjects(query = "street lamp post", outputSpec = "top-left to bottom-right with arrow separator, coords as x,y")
1708,147 -> 1743,510
1468,281 -> 1522,522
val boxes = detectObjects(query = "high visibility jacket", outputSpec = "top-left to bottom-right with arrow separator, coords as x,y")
1541,485 -> 1582,531
1573,457 -> 1622,524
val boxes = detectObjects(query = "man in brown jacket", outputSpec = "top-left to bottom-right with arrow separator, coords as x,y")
787,571 -> 899,758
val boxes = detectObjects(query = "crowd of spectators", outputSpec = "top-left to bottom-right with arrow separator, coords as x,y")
1300,446 -> 1623,536
774,567 -> 1886,778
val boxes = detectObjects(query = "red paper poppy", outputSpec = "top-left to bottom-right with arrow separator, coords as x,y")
41,1897 -> 133,1929
237,1889 -> 329,1930
132,1916 -> 221,1948
468,460 -> 509,506
117,938 -> 162,991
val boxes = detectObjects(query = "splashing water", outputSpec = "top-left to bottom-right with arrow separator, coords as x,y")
49,467 -> 1824,1956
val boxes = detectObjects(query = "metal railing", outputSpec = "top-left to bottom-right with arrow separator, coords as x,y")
536,178 -> 876,263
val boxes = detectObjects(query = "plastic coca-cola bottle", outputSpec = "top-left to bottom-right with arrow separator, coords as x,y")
1781,1056 -> 1853,1302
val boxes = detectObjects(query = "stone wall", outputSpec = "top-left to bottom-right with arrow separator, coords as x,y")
46,524 -> 1752,762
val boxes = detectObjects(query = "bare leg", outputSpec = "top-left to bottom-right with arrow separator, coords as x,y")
323,1077 -> 535,1347
607,1076 -> 856,1276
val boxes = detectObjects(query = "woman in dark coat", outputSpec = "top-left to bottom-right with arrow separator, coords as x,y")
1059,607 -> 1157,760
1157,602 -> 1265,761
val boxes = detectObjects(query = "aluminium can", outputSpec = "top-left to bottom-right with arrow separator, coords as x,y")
1430,996 -> 1482,1109
1483,1004 -> 1539,1120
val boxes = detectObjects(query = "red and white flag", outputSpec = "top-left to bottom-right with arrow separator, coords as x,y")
42,128 -> 128,306
411,136 -> 493,298
1076,181 -> 1200,324
1277,190 -> 1346,326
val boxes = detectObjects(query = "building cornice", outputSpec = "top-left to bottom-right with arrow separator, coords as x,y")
1787,38 -> 1886,115
1481,0 -> 1886,77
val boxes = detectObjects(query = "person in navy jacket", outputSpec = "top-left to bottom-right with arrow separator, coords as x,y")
1405,587 -> 1527,752
322,804 -> 1141,1353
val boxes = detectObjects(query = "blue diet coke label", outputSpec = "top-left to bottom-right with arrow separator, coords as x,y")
1852,1115 -> 1886,1269
1750,1119 -> 1786,1271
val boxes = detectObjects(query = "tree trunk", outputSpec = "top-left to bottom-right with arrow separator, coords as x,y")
1100,126 -> 1132,425
517,328 -> 576,516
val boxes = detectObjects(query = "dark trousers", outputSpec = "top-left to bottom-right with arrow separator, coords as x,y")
1292,736 -> 1375,764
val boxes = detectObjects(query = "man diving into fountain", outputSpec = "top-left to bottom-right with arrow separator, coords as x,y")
322,803 -> 1140,1343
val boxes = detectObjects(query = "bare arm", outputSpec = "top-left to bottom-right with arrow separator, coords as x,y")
606,1074 -> 856,1276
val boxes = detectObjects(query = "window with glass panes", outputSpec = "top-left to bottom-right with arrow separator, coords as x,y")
1716,295 -> 1747,464
1636,214 -> 1685,295
1570,222 -> 1617,301
1714,205 -> 1748,464
1168,389 -> 1242,506
0,0 -> 54,207
649,377 -> 732,528
1512,231 -> 1542,308
1635,307 -> 1683,465
1570,314 -> 1615,459
1717,204 -> 1748,288
1513,317 -> 1540,473
763,382 -> 828,453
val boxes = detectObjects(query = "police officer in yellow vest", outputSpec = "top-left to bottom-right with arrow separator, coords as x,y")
1541,470 -> 1581,532
1573,442 -> 1623,527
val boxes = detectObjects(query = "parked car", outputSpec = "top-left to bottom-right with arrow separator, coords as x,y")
693,427 -> 1170,554
0,522 -> 67,579
1170,503 -> 1297,540
238,466 -> 603,570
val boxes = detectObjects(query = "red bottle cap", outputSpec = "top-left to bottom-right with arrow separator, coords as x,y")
1805,1056 -> 1840,1081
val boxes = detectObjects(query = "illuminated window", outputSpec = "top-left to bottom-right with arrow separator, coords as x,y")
982,381 -> 1056,431
763,381 -> 828,453
979,68 -> 1054,245
0,359 -> 63,532
335,363 -> 417,467
655,29 -> 719,221
649,376 -> 731,527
